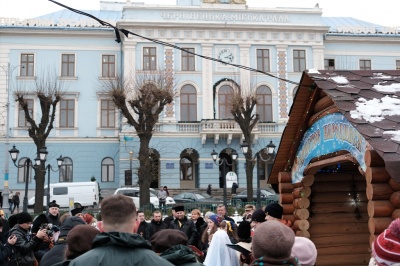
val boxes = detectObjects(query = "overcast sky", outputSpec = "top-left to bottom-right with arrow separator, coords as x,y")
0,0 -> 398,26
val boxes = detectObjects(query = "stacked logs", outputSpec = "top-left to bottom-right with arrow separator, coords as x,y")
365,150 -> 400,245
278,172 -> 311,237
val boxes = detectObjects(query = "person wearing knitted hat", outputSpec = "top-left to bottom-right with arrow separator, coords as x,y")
200,214 -> 222,256
370,218 -> 400,266
251,220 -> 299,266
264,202 -> 292,227
291,237 -> 317,266
9,212 -> 48,266
250,209 -> 266,237
204,229 -> 239,266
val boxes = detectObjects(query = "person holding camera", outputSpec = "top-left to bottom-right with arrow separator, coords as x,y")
0,218 -> 17,264
9,212 -> 47,266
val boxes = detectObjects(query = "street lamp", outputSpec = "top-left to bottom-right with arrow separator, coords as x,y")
241,140 -> 276,208
210,149 -> 238,206
46,155 -> 64,214
9,145 -> 48,213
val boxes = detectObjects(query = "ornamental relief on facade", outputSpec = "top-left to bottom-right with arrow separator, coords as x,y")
203,0 -> 246,4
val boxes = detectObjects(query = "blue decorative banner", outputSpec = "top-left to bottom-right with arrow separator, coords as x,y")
291,113 -> 368,184
166,163 -> 174,169
205,163 -> 213,169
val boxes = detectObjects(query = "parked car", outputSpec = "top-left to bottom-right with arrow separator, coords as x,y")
231,189 -> 278,208
114,187 -> 176,209
173,192 -> 223,210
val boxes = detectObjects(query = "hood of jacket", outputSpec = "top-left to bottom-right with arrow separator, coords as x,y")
160,245 -> 199,265
92,231 -> 153,250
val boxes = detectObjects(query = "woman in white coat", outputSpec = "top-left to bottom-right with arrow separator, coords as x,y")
204,229 -> 239,266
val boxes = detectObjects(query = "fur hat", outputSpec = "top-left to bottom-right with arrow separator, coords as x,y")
237,220 -> 251,241
49,200 -> 60,208
65,225 -> 99,259
264,203 -> 283,219
373,218 -> 400,265
60,216 -> 86,237
173,205 -> 184,212
209,214 -> 222,226
150,229 -> 188,253
70,207 -> 84,217
251,209 -> 266,223
31,214 -> 49,234
17,212 -> 33,224
252,220 -> 295,259
291,237 -> 317,266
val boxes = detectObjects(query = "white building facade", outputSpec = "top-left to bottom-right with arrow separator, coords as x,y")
0,0 -> 399,194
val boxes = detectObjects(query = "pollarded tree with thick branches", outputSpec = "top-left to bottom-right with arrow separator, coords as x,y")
230,82 -> 259,203
14,71 -> 64,213
101,71 -> 175,207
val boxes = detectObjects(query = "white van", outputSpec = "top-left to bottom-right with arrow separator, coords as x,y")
28,182 -> 99,208
114,187 -> 175,209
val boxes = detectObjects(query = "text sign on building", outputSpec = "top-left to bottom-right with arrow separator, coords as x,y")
205,163 -> 213,169
226,171 -> 238,188
166,163 -> 174,169
292,113 -> 368,184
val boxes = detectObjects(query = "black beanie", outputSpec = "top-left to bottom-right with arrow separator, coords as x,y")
17,212 -> 33,224
49,200 -> 60,208
264,203 -> 283,219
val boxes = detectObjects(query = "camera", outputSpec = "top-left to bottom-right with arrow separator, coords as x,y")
39,223 -> 60,237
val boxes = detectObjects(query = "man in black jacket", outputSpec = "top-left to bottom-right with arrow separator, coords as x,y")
9,212 -> 47,266
136,211 -> 148,239
168,206 -> 198,246
146,210 -> 168,240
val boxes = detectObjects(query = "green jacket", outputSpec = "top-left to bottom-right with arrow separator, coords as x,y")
160,245 -> 204,266
68,232 -> 174,266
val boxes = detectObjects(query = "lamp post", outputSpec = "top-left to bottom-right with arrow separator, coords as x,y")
211,149 -> 238,207
9,145 -> 48,213
46,155 -> 64,214
241,140 -> 276,208
0,63 -> 20,212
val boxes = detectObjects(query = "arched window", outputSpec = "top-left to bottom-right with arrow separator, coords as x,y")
59,157 -> 73,182
180,157 -> 193,180
180,85 -> 197,121
218,85 -> 234,119
101,157 -> 114,182
256,86 -> 273,122
17,157 -> 32,183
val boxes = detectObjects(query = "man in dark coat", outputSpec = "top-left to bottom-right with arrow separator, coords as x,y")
9,212 -> 47,266
40,216 -> 86,266
169,206 -> 198,246
146,210 -> 168,240
46,200 -> 61,226
68,195 -> 173,266
136,211 -> 148,240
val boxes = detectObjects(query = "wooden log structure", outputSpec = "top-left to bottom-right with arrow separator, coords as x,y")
389,178 -> 400,191
364,150 -> 385,167
390,191 -> 400,208
392,209 -> 400,219
312,191 -> 368,203
279,182 -> 294,194
293,208 -> 309,220
368,217 -> 392,235
365,167 -> 391,183
301,174 -> 315,187
292,219 -> 310,231
366,183 -> 394,200
368,200 -> 395,217
295,230 -> 310,238
278,172 -> 292,183
280,193 -> 295,204
293,197 -> 310,209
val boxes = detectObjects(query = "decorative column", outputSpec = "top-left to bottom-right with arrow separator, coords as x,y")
239,44 -> 251,92
276,45 -> 288,121
164,48 -> 175,120
201,44 -> 214,119
312,45 -> 324,70
123,42 -> 136,78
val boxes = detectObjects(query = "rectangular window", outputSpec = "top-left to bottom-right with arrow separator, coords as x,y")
20,54 -> 34,76
257,49 -> 270,72
18,99 -> 34,127
324,59 -> 335,70
102,55 -> 115,77
143,47 -> 156,70
100,100 -> 115,128
360,60 -> 371,70
61,54 -> 75,77
293,50 -> 306,72
396,60 -> 400,70
53,187 -> 68,195
181,48 -> 195,71
60,99 -> 75,128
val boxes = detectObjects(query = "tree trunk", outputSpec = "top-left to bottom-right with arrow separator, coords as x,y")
138,134 -> 152,208
245,152 -> 254,204
33,168 -> 46,214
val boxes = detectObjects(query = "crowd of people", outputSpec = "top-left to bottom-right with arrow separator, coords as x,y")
0,195 -> 398,265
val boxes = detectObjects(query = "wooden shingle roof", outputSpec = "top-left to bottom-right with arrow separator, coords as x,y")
269,70 -> 400,184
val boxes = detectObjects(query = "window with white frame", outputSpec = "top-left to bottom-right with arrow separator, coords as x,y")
324,59 -> 335,70
18,99 -> 34,127
101,157 -> 114,182
181,48 -> 195,71
17,157 -> 32,183
59,157 -> 73,182
180,85 -> 197,121
360,60 -> 371,70
143,47 -> 156,70
61,54 -> 75,77
20,54 -> 34,76
59,99 -> 75,128
100,99 -> 115,128
257,49 -> 270,72
293,50 -> 306,72
396,60 -> 400,70
102,55 -> 116,77
256,86 -> 273,122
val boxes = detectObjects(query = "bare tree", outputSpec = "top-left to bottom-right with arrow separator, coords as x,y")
14,70 -> 64,213
101,71 -> 175,207
230,81 -> 259,203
